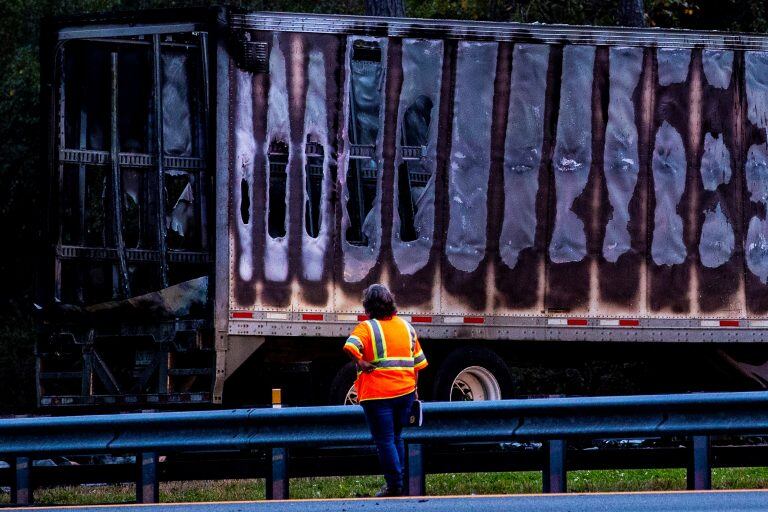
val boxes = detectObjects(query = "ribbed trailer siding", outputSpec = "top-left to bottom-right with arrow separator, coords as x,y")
225,14 -> 768,335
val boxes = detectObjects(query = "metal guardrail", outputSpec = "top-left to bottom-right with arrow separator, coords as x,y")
2,391 -> 768,506
7,491 -> 768,512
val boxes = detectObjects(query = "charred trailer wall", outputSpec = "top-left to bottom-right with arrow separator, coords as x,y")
225,14 -> 768,342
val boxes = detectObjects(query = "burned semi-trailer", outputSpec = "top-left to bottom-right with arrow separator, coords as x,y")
36,8 -> 768,408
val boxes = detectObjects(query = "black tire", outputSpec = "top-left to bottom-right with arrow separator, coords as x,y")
432,346 -> 515,401
329,361 -> 359,405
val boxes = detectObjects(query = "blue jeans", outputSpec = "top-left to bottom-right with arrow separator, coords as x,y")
361,392 -> 415,490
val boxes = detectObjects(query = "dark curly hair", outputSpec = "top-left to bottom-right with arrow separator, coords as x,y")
362,284 -> 397,320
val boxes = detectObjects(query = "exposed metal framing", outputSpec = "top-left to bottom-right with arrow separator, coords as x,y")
54,44 -> 66,302
52,27 -> 212,305
198,32 -> 211,250
58,22 -> 201,40
109,51 -> 132,298
152,35 -> 170,288
230,12 -> 768,50
59,149 -> 205,169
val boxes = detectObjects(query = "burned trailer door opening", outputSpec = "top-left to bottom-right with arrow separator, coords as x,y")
40,16 -> 214,409
340,38 -> 387,283
391,38 -> 442,276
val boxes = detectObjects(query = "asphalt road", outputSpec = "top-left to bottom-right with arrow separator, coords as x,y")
9,490 -> 768,512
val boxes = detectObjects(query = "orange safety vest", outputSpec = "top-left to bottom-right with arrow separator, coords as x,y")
343,315 -> 428,402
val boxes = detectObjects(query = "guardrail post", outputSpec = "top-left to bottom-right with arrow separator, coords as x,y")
543,440 -> 566,493
136,451 -> 159,503
11,456 -> 31,506
405,443 -> 425,496
687,435 -> 711,490
266,447 -> 289,500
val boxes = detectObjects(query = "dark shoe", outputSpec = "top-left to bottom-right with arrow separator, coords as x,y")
375,484 -> 403,497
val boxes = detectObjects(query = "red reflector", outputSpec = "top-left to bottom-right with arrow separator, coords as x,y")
720,320 -> 740,327
302,313 -> 324,321
357,314 -> 369,322
412,316 -> 433,323
567,318 -> 588,326
463,317 -> 484,324
619,319 -> 640,327
231,311 -> 253,319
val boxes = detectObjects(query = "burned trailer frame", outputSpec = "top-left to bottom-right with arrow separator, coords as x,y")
36,8 -> 768,408
37,9 -> 220,408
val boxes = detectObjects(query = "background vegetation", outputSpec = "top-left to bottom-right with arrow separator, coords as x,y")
0,0 -> 766,413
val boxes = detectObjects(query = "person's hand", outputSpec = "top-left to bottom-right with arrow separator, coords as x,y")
357,360 -> 376,373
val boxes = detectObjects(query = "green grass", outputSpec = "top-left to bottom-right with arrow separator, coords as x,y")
9,468 -> 768,505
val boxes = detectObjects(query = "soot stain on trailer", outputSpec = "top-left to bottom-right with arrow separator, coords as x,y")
377,37 -> 403,298
697,49 -> 741,314
586,47 -> 610,309
648,47 -> 692,313
485,42 -> 513,311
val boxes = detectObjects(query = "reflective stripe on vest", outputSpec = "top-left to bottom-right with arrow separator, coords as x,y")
407,324 -> 417,354
369,320 -> 387,360
373,358 -> 414,369
345,335 -> 364,352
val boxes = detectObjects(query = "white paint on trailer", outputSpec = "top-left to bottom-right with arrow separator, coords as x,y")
746,52 -> 768,132
657,48 -> 691,86
650,121 -> 687,266
549,45 -> 595,264
445,41 -> 498,273
499,43 -> 549,270
264,34 -> 291,283
234,68 -> 255,282
700,132 -> 732,191
702,50 -> 733,89
301,48 -> 332,282
602,47 -> 643,264
699,203 -> 735,269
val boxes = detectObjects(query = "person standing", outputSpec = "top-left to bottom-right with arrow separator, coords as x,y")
343,284 -> 428,497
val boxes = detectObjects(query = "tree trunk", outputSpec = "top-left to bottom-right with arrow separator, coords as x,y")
364,0 -> 405,17
619,0 -> 645,27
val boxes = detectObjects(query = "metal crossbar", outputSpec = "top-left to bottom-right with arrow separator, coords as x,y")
2,391 -> 768,505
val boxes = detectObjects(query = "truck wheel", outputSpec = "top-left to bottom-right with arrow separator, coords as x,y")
433,347 -> 513,401
329,362 -> 359,405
